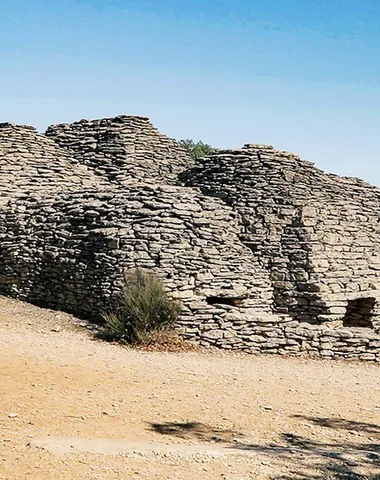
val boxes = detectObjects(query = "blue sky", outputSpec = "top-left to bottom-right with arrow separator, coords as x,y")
1,0 -> 380,184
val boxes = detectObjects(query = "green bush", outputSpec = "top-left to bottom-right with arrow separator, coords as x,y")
178,139 -> 215,160
100,268 -> 181,344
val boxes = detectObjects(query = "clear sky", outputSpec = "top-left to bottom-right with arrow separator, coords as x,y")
1,0 -> 380,184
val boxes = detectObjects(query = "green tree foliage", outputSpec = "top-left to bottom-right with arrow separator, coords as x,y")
100,268 -> 181,344
178,139 -> 215,160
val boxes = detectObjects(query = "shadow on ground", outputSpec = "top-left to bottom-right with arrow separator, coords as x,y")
292,415 -> 380,437
148,417 -> 380,480
148,421 -> 245,443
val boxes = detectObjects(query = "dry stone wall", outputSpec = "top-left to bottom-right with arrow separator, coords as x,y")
0,123 -> 100,202
1,115 -> 380,361
45,115 -> 191,186
0,186 -> 277,333
182,145 -> 380,328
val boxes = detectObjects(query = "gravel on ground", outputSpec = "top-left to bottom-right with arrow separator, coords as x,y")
0,296 -> 379,479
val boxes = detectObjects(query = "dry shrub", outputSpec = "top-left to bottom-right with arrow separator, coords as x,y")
100,268 -> 181,344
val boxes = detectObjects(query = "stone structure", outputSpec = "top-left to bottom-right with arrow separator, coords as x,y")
0,123 -> 100,201
45,116 -> 189,186
1,116 -> 380,361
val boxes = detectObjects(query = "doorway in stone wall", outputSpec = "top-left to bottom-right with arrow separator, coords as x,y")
342,298 -> 376,328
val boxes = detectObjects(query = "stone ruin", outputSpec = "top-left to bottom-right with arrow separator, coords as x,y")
1,115 -> 380,361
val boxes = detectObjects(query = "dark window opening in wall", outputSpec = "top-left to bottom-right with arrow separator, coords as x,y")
342,298 -> 375,328
206,296 -> 244,307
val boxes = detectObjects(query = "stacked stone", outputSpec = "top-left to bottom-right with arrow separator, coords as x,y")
45,115 -> 192,186
0,185 -> 276,338
1,116 -> 380,361
0,123 -> 100,203
182,144 -> 380,332
195,313 -> 380,361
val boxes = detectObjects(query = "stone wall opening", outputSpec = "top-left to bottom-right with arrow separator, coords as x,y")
342,298 -> 376,328
206,296 -> 244,307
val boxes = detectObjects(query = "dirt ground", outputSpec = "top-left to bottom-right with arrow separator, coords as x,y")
0,296 -> 379,480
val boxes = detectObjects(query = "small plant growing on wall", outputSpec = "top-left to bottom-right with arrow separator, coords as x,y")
100,268 -> 181,344
178,139 -> 215,160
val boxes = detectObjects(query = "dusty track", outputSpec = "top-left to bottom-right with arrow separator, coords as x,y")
0,297 -> 379,479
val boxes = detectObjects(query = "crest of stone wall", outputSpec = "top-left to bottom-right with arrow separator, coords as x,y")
45,115 -> 191,186
0,123 -> 100,202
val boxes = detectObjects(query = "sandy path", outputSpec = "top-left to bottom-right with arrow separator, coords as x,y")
0,297 -> 379,479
